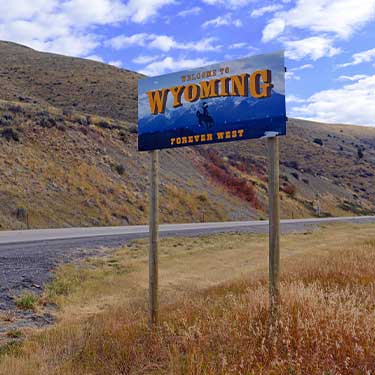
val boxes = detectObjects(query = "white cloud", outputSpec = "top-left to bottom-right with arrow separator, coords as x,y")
132,55 -> 160,64
183,37 -> 221,52
201,0 -> 255,8
123,0 -> 175,23
60,0 -> 128,26
286,64 -> 314,79
251,4 -> 283,17
108,60 -> 122,67
83,55 -> 122,67
233,19 -> 243,27
262,18 -> 286,42
286,94 -> 307,103
85,54 -> 104,62
177,6 -> 201,17
28,33 -> 100,56
337,74 -> 368,81
338,48 -> 375,67
148,35 -> 177,51
286,71 -> 300,80
107,33 -> 149,49
107,33 -> 222,52
0,0 -> 176,57
0,0 -> 57,21
139,56 -> 216,76
262,0 -> 375,42
284,37 -> 341,60
290,64 -> 314,71
290,74 -> 375,126
202,14 -> 242,28
229,42 -> 248,49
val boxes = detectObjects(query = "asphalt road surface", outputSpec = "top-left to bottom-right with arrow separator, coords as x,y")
0,216 -> 374,316
1,216 -> 375,246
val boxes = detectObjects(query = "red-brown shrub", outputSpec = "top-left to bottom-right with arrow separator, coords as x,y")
199,149 -> 261,209
282,183 -> 297,197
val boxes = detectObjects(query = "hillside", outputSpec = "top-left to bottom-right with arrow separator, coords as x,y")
0,42 -> 139,122
0,41 -> 374,229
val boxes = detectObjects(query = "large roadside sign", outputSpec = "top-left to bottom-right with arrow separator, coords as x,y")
138,51 -> 286,327
138,51 -> 286,151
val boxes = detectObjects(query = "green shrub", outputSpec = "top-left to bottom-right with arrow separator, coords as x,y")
291,172 -> 299,180
0,341 -> 21,357
15,293 -> 38,310
46,264 -> 89,300
313,138 -> 323,146
129,125 -> 138,134
1,128 -> 21,142
197,193 -> 208,202
8,104 -> 23,114
46,279 -> 71,297
0,118 -> 12,127
115,164 -> 125,175
3,113 -> 13,121
36,112 -> 57,128
6,330 -> 22,339
98,120 -> 111,129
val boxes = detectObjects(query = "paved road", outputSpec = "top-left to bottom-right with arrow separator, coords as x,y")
1,216 -> 375,246
0,216 -> 373,330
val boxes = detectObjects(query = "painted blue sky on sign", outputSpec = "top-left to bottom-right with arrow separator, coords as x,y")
0,0 -> 374,126
138,51 -> 285,120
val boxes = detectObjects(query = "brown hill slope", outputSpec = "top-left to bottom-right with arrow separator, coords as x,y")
0,41 -> 140,122
0,41 -> 374,229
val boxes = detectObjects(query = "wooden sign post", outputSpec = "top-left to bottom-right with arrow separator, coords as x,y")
149,149 -> 159,327
267,136 -> 280,321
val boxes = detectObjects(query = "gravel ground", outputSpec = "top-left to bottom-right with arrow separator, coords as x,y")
0,223 -> 311,309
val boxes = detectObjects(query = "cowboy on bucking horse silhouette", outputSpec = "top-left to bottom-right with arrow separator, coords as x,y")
196,102 -> 214,130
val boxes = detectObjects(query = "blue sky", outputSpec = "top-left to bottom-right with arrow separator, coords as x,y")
0,0 -> 374,125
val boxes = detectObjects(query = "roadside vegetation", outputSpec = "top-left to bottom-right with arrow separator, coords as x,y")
14,294 -> 38,311
0,223 -> 374,374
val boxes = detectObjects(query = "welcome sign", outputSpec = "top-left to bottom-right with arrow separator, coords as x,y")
138,51 -> 286,151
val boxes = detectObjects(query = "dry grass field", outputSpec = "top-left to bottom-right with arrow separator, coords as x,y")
1,222 -> 375,374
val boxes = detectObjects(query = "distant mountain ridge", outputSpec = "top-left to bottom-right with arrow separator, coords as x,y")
139,91 -> 285,131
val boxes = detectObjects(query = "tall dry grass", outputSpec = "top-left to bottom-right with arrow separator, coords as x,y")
2,241 -> 375,374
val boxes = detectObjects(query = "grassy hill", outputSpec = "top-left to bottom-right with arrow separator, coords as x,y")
0,41 -> 374,229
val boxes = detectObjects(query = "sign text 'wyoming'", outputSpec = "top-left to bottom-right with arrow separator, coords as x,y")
147,70 -> 272,115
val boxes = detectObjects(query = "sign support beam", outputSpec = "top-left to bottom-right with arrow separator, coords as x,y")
149,149 -> 159,327
268,136 -> 280,321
